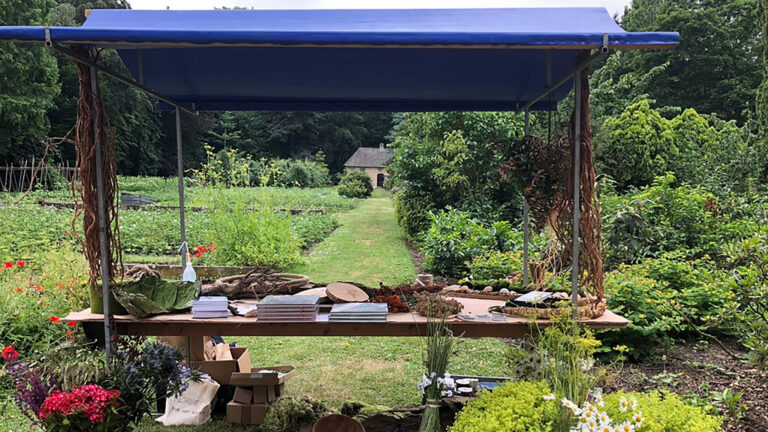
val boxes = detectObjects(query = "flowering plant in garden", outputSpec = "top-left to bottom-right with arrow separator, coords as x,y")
188,243 -> 216,260
2,345 -> 55,426
39,384 -> 122,431
417,308 -> 455,432
544,391 -> 644,432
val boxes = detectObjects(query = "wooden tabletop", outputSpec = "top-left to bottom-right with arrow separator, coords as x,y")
65,298 -> 627,338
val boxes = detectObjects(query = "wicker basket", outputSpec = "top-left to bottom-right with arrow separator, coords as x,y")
499,298 -> 606,320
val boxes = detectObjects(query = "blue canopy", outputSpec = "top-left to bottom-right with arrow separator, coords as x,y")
0,8 -> 678,111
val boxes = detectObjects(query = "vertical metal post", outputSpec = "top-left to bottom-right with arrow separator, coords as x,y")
522,110 -> 530,287
572,70 -> 583,318
176,108 -> 188,267
92,66 -> 112,361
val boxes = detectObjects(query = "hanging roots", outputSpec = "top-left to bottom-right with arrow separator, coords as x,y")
550,65 -> 605,299
71,47 -> 123,293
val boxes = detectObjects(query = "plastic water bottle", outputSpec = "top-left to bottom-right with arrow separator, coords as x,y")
182,261 -> 197,283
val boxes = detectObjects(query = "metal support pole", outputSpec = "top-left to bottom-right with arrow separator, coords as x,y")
176,108 -> 188,267
92,66 -> 112,361
571,70 -> 583,318
522,110 -> 530,287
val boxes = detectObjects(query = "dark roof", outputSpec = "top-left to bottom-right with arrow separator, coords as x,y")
344,147 -> 394,168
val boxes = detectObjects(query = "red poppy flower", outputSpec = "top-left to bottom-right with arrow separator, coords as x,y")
50,316 -> 61,323
2,346 -> 18,360
188,253 -> 193,258
16,260 -> 26,267
12,312 -> 19,317
66,331 -> 73,339
195,252 -> 203,258
68,321 -> 77,328
14,287 -> 23,293
3,262 -> 12,269
35,285 -> 44,292
196,246 -> 205,252
209,243 -> 217,249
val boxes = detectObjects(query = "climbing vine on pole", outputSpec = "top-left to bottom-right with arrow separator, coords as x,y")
70,47 -> 123,292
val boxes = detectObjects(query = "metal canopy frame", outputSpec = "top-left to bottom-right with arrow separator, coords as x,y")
43,32 -> 605,361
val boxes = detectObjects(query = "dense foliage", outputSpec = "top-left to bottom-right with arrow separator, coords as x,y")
420,208 -> 519,277
337,170 -> 374,199
449,381 -> 558,432
605,392 -> 722,431
388,112 -> 525,240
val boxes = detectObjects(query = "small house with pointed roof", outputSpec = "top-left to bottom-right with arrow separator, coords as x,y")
343,144 -> 394,188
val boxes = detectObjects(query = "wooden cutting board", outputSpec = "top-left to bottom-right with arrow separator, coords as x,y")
295,287 -> 327,298
326,282 -> 369,303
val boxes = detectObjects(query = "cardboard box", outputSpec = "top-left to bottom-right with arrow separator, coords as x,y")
229,365 -> 295,386
226,401 -> 251,424
226,401 -> 269,425
251,403 -> 269,424
253,383 -> 284,403
192,347 -> 251,385
232,387 -> 253,405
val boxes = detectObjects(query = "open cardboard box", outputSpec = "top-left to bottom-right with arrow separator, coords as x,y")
229,365 -> 295,386
191,347 -> 251,385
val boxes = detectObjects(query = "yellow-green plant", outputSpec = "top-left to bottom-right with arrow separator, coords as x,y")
605,391 -> 722,431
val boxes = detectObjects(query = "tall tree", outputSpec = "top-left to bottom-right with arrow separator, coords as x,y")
758,0 -> 768,140
0,0 -> 60,162
619,0 -> 762,124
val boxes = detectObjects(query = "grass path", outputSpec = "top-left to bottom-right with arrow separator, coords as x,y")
288,188 -> 417,285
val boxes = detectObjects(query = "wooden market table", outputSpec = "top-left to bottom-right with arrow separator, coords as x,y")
65,298 -> 627,339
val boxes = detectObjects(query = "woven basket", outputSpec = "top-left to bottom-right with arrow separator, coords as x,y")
499,298 -> 606,320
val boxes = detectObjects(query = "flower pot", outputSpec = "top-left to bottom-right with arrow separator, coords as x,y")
89,289 -> 127,315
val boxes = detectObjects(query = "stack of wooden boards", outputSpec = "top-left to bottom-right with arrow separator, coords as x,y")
226,365 -> 295,425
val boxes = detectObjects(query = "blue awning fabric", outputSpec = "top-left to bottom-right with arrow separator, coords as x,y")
0,8 -> 678,111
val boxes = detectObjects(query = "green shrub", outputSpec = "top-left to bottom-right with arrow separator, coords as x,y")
337,170 -> 374,199
605,391 -> 722,431
465,250 -> 524,280
421,208 -> 519,277
599,256 -> 734,361
450,381 -> 558,432
204,200 -> 304,269
393,190 -> 433,241
601,174 -> 761,268
723,226 -> 768,371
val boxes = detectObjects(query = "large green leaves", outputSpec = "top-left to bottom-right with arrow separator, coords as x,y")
112,275 -> 195,318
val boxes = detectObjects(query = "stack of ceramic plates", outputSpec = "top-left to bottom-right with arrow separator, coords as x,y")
192,296 -> 230,319
329,303 -> 388,323
257,295 -> 320,322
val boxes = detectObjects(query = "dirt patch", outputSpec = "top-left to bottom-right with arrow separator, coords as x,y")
606,339 -> 768,431
404,238 -> 425,274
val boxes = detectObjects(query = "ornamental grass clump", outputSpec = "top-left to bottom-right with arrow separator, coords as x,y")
417,310 -> 456,432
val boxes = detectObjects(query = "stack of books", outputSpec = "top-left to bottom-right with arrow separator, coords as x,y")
192,296 -> 230,319
329,303 -> 388,323
256,295 -> 320,322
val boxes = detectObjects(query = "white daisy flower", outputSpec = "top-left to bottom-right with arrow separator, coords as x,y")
598,426 -> 612,432
629,396 -> 638,411
562,398 -> 575,409
619,396 -> 629,413
618,421 -> 635,432
543,393 -> 556,401
598,412 -> 611,424
632,411 -> 644,426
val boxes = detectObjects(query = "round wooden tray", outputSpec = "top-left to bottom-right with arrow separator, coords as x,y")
326,282 -> 369,303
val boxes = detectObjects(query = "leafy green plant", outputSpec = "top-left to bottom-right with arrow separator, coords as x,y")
465,250 -> 524,280
204,196 -> 304,268
420,208 -> 519,277
723,226 -> 768,372
449,380 -> 558,432
604,391 -> 722,432
598,256 -> 734,360
710,388 -> 746,418
337,170 -> 374,199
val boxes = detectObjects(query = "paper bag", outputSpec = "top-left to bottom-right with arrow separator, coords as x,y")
155,379 -> 220,426
215,343 -> 234,360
